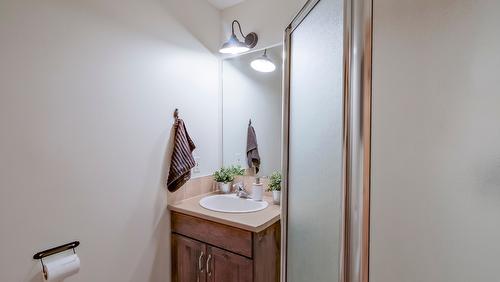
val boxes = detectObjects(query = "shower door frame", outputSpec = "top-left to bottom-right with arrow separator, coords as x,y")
280,0 -> 373,281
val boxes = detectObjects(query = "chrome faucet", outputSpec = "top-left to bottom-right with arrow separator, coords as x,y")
233,182 -> 250,198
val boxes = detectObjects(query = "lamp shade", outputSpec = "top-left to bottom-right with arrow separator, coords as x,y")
219,34 -> 250,54
250,51 -> 276,72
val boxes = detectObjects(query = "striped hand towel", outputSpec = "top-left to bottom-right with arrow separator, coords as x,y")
167,119 -> 196,192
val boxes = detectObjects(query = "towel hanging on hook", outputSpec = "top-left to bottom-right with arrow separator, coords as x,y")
167,107 -> 196,192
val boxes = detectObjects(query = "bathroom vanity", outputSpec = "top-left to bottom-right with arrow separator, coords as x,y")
169,193 -> 280,282
168,43 -> 283,282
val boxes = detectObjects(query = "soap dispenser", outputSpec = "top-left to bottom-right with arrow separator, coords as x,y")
252,177 -> 263,201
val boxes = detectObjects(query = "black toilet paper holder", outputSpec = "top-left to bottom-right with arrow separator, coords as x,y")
33,241 -> 80,271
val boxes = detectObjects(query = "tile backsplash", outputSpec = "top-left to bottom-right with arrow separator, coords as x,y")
235,175 -> 272,196
167,174 -> 272,205
167,175 -> 216,204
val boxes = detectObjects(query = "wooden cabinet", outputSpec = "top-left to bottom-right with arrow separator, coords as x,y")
172,234 -> 206,282
171,212 -> 280,282
207,245 -> 253,282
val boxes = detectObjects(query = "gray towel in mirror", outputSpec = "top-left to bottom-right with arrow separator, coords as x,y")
247,123 -> 260,174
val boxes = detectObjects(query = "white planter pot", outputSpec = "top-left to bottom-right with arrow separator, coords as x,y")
272,191 -> 281,205
218,182 -> 231,194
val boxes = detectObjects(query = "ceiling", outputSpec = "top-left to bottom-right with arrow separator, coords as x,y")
207,0 -> 246,10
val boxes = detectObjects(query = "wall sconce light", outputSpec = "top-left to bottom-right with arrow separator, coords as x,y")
219,20 -> 258,54
251,49 -> 276,73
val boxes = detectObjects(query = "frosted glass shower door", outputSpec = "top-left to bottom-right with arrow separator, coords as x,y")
285,0 -> 344,281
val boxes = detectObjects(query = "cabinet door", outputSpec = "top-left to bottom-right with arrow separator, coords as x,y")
206,245 -> 253,282
172,234 -> 206,282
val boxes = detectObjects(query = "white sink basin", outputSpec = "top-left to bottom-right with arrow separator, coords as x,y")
199,194 -> 268,213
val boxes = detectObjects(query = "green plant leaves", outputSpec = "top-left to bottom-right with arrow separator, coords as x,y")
213,165 -> 245,183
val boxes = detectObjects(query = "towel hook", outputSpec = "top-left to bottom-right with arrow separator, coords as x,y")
173,108 -> 179,120
249,119 -> 252,126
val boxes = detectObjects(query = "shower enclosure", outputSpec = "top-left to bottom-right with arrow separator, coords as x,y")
282,0 -> 372,281
283,0 -> 500,282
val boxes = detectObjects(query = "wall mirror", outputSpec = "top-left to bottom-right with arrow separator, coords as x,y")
222,44 -> 283,178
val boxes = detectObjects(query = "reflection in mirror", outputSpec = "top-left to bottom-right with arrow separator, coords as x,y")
222,45 -> 283,178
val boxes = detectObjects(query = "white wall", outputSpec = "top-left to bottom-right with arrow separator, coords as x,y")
0,0 -> 221,281
222,46 -> 282,176
221,0 -> 307,49
371,1 -> 500,281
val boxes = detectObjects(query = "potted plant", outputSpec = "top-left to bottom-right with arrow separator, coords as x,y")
268,171 -> 281,204
229,165 -> 245,178
213,167 -> 234,193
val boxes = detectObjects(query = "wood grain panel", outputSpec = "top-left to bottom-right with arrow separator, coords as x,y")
171,234 -> 206,282
172,212 -> 253,257
253,221 -> 281,282
207,245 -> 253,282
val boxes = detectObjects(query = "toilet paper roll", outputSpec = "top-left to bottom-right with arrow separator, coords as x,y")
43,254 -> 80,281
